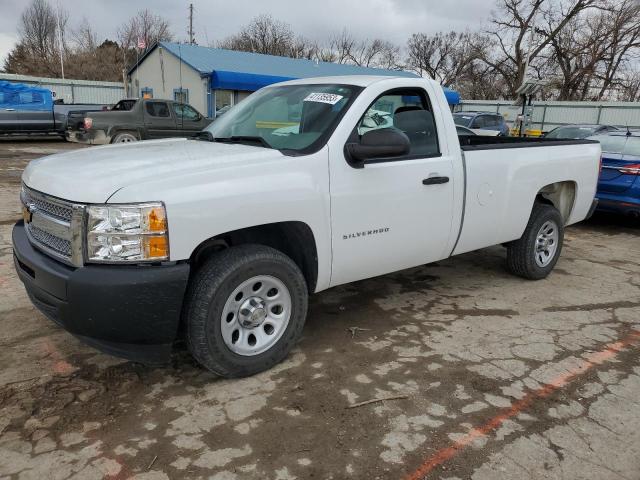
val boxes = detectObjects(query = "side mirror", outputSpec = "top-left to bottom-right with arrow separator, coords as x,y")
346,128 -> 410,168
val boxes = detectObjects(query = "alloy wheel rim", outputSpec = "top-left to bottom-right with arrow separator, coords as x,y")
220,275 -> 291,356
534,220 -> 559,267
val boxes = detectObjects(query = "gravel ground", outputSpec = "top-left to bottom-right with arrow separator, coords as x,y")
1,138 -> 639,480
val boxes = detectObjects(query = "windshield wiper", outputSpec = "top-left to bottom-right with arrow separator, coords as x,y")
213,135 -> 272,148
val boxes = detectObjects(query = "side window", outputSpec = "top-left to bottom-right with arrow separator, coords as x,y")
145,102 -> 170,117
357,90 -> 440,158
173,103 -> 200,121
472,115 -> 487,128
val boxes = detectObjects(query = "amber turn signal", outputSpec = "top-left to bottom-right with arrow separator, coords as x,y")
146,207 -> 167,232
144,235 -> 169,259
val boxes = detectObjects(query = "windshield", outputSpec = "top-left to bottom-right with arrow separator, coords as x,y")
453,113 -> 473,127
205,84 -> 361,152
546,126 -> 596,139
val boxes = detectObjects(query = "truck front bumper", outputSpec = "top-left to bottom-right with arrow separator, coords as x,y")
12,221 -> 190,363
66,129 -> 110,145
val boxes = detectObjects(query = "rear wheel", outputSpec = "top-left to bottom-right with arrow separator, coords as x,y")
506,203 -> 564,280
184,245 -> 308,378
111,131 -> 139,143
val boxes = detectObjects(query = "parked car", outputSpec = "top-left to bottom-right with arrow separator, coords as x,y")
453,111 -> 509,136
0,81 -> 108,137
587,130 -> 640,217
14,75 -> 600,377
456,125 -> 476,136
67,98 -> 212,144
544,124 -> 619,139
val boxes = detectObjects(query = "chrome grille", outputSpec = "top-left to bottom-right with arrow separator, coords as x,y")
22,188 -> 73,222
21,185 -> 84,266
28,225 -> 72,256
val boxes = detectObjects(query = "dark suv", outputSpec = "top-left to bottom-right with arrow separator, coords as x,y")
453,111 -> 509,136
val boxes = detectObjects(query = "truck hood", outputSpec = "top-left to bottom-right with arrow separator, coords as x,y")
22,138 -> 286,203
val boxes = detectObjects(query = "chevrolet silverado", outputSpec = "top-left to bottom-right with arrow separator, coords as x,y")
13,75 -> 601,377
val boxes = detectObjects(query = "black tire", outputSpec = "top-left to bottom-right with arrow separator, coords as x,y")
184,244 -> 308,378
111,131 -> 139,143
506,203 -> 564,280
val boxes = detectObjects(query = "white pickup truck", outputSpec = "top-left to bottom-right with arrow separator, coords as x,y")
13,76 -> 601,377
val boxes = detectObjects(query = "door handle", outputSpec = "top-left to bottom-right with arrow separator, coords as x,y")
5,108 -> 15,111
422,176 -> 449,185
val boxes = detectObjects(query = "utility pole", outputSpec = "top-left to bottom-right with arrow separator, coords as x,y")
188,4 -> 195,45
56,5 -> 65,79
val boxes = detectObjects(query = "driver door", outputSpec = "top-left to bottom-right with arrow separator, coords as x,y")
329,88 -> 455,287
173,103 -> 208,135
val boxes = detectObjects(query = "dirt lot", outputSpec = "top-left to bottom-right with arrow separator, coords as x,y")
1,138 -> 639,480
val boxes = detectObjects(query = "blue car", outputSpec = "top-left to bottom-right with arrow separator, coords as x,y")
452,111 -> 510,136
588,131 -> 640,217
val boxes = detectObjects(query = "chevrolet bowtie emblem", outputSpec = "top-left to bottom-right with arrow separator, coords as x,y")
22,205 -> 33,224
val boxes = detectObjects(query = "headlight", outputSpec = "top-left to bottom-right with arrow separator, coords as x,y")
86,203 -> 169,263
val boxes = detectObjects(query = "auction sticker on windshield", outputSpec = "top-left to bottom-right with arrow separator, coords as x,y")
304,92 -> 344,105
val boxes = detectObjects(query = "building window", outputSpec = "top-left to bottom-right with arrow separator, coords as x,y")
174,88 -> 189,104
141,87 -> 153,99
215,89 -> 233,117
236,91 -> 252,103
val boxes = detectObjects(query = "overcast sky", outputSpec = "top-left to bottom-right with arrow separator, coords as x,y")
0,0 -> 491,64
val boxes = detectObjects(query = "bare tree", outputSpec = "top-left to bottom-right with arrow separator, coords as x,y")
219,15 -> 298,57
73,17 -> 98,52
5,0 -> 69,76
117,9 -> 173,51
407,31 -> 480,85
481,0 -> 603,97
324,29 -> 402,69
619,70 -> 640,101
594,0 -> 640,99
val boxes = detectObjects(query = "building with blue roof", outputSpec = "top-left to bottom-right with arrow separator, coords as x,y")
128,41 -> 460,117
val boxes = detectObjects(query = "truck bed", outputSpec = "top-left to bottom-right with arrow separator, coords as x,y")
459,135 -> 599,150
452,135 -> 601,257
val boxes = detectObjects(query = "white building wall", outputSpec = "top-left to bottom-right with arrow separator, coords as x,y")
130,47 -> 209,116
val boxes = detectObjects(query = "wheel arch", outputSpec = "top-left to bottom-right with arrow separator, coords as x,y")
535,180 -> 577,224
189,221 -> 319,294
108,126 -> 143,142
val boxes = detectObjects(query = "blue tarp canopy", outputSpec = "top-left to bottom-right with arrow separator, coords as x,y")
211,71 -> 296,92
442,87 -> 460,106
0,81 -> 52,111
210,70 -> 461,106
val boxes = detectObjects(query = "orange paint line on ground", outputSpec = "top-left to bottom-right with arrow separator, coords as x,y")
41,338 -> 76,376
404,330 -> 640,480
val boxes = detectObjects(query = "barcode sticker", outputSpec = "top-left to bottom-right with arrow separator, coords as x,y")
303,93 -> 344,105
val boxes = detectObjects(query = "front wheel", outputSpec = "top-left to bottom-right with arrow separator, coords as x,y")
506,203 -> 564,280
184,245 -> 308,378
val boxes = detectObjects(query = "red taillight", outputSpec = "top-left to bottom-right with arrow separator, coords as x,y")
619,163 -> 640,175
83,117 -> 93,130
